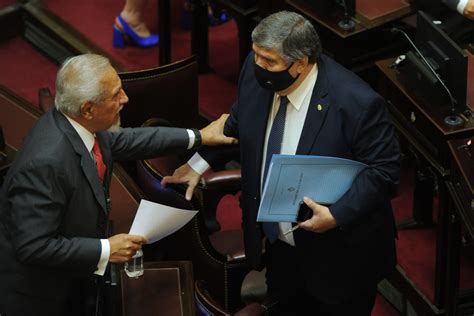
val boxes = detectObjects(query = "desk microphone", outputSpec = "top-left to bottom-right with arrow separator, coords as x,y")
391,27 -> 462,126
338,0 -> 355,31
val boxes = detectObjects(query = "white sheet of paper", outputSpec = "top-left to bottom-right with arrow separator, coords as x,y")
129,199 -> 198,244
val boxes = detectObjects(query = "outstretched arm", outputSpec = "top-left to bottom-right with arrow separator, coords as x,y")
199,114 -> 238,146
443,0 -> 474,19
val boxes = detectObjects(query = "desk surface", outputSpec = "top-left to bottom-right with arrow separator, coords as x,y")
121,261 -> 195,316
376,58 -> 474,139
286,0 -> 413,37
356,0 -> 412,26
286,0 -> 366,38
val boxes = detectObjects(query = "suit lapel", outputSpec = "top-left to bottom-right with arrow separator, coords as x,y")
296,59 -> 331,155
54,110 -> 107,213
253,90 -> 274,184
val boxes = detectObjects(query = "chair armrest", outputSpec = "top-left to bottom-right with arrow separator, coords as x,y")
234,297 -> 278,316
198,169 -> 241,233
234,303 -> 266,316
201,169 -> 241,193
209,230 -> 246,262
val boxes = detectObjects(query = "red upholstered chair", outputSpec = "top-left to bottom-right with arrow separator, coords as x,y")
136,117 -> 251,312
118,55 -> 201,129
117,56 -> 236,233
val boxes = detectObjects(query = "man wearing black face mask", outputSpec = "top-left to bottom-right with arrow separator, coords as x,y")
163,11 -> 400,316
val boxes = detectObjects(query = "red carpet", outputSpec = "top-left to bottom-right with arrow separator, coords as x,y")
0,0 -> 15,7
0,37 -> 57,105
42,0 -> 239,120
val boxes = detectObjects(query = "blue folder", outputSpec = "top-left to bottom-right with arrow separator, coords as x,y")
257,155 -> 367,223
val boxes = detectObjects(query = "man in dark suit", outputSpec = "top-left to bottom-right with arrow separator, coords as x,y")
163,11 -> 400,316
443,0 -> 474,19
0,54 -> 236,316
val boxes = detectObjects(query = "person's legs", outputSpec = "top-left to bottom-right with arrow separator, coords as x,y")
265,240 -> 312,316
116,0 -> 151,38
113,0 -> 159,48
265,239 -> 378,316
315,287 -> 378,316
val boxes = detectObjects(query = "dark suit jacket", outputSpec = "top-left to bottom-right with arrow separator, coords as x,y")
201,53 -> 400,303
442,0 -> 461,11
0,108 -> 192,315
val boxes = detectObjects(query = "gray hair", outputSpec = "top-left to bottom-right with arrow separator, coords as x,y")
251,11 -> 322,64
55,54 -> 112,116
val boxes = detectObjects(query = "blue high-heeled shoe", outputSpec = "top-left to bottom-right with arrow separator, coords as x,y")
113,15 -> 159,48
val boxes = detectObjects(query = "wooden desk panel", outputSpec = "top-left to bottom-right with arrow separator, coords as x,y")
376,58 -> 474,316
448,138 -> 474,238
376,58 -> 474,172
467,50 -> 474,111
285,0 -> 412,75
356,0 -> 412,28
121,261 -> 195,316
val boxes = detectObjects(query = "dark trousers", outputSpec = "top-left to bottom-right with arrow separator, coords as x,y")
265,240 -> 377,316
1,277 -> 102,316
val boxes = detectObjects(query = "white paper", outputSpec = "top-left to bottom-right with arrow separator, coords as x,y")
129,199 -> 198,244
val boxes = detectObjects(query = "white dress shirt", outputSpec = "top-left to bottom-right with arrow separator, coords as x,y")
64,115 -> 110,276
457,0 -> 469,14
189,64 -> 319,246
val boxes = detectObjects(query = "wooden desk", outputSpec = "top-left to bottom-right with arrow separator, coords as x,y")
285,0 -> 413,75
375,58 -> 474,316
120,261 -> 195,316
448,139 -> 474,239
445,138 -> 474,315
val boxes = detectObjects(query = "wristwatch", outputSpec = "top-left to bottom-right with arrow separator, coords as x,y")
191,128 -> 202,148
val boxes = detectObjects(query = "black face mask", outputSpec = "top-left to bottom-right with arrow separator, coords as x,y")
254,62 -> 300,92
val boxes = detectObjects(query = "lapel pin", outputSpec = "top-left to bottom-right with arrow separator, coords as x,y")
317,104 -> 323,111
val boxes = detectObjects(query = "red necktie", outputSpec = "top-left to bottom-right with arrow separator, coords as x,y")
92,138 -> 106,183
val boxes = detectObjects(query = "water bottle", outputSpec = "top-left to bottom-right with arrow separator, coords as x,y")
124,249 -> 144,278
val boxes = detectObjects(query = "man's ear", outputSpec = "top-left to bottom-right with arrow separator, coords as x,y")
80,102 -> 94,120
296,56 -> 309,73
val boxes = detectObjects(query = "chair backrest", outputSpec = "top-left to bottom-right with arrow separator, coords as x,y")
136,155 -> 251,312
119,55 -> 201,129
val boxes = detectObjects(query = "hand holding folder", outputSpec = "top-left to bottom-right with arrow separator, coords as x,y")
283,197 -> 337,235
257,155 -> 367,223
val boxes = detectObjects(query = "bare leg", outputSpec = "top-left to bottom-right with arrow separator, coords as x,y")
116,0 -> 151,38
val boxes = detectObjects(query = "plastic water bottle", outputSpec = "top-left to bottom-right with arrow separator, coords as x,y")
124,249 -> 144,278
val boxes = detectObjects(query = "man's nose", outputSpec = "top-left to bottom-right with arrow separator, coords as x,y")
121,89 -> 129,104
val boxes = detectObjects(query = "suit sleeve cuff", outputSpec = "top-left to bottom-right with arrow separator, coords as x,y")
458,0 -> 469,14
188,152 -> 211,175
94,239 -> 110,276
186,129 -> 195,149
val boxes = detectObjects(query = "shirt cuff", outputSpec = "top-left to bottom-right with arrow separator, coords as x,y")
186,129 -> 195,150
188,152 -> 211,175
94,239 -> 110,276
458,0 -> 469,14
